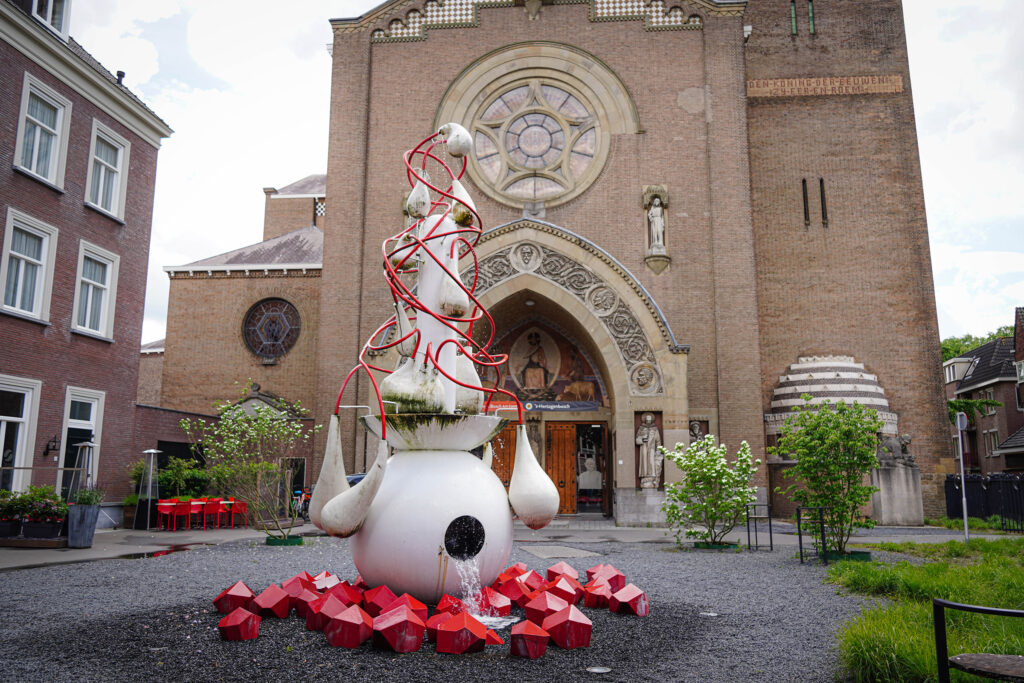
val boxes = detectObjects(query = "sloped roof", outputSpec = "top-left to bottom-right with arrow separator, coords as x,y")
955,337 -> 1016,393
67,38 -> 170,131
140,339 -> 165,354
275,174 -> 325,196
997,424 -> 1024,454
172,225 -> 323,269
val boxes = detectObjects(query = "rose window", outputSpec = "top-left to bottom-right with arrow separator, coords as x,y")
471,80 -> 601,206
242,298 -> 301,359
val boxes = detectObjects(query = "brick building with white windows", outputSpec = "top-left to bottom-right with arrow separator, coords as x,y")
0,1 -> 171,501
149,0 -> 951,522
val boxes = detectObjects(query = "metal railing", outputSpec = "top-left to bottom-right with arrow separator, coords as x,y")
945,474 -> 1024,533
0,466 -> 90,500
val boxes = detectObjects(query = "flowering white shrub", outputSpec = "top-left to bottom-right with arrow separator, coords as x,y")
661,435 -> 760,545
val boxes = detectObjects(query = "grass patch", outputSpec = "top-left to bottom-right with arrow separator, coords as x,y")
923,515 -> 1011,532
828,538 -> 1024,682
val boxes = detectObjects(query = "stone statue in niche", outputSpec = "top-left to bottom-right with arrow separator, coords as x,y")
642,185 -> 671,273
635,412 -> 663,489
647,197 -> 666,253
689,420 -> 704,443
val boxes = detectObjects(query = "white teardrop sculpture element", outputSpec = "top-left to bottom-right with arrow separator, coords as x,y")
380,356 -> 445,413
454,349 -> 484,414
438,247 -> 470,318
319,440 -> 390,538
482,442 -> 494,468
394,301 -> 416,357
406,174 -> 431,218
438,122 -> 472,158
389,231 -> 419,271
507,423 -> 560,529
309,413 -> 348,531
449,178 -> 477,226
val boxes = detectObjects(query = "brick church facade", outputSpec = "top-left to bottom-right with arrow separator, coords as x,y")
153,0 -> 949,521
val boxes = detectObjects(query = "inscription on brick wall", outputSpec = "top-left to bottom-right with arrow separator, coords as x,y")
747,75 -> 904,98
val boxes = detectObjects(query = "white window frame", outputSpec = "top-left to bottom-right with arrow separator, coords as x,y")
0,208 -> 58,322
983,388 -> 997,415
984,429 -> 1000,457
71,241 -> 120,340
32,0 -> 71,39
0,374 -> 43,493
84,120 -> 131,220
57,386 -> 104,494
13,73 -> 72,188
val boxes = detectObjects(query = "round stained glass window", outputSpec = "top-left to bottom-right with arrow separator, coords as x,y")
470,79 -> 602,206
243,299 -> 301,359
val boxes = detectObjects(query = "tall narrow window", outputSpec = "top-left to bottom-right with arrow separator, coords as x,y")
0,374 -> 41,494
33,0 -> 69,37
819,178 -> 828,227
85,121 -> 131,219
0,209 -> 58,322
790,1 -> 798,35
72,242 -> 120,339
15,74 -> 72,188
808,0 -> 815,34
802,179 -> 810,227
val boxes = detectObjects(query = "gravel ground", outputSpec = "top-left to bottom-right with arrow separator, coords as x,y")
0,536 -> 873,683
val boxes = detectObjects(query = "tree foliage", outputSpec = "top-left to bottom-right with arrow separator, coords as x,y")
941,325 -> 1013,361
770,397 -> 882,554
947,397 -> 1002,426
180,382 -> 320,538
661,436 -> 760,545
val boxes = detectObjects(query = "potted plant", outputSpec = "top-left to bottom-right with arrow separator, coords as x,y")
0,489 -> 24,537
68,487 -> 105,548
122,493 -> 138,529
21,485 -> 68,538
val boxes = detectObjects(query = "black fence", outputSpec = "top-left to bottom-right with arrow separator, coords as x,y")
944,473 -> 1024,533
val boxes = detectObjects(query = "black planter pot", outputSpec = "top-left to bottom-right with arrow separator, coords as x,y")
68,505 -> 101,548
0,519 -> 21,537
22,520 -> 63,538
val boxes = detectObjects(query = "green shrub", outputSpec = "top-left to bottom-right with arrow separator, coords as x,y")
20,485 -> 68,522
73,488 -> 104,505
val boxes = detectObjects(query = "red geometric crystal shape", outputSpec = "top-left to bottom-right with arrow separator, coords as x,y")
541,605 -> 593,649
520,570 -> 545,592
506,561 -> 529,576
293,588 -> 322,618
382,593 -> 428,623
485,629 -> 503,645
435,594 -> 465,616
213,580 -> 255,614
372,604 -> 425,653
281,577 -> 315,608
546,561 -> 579,582
353,575 -> 369,590
497,577 -> 530,607
325,582 -> 362,607
218,607 -> 261,641
583,579 -> 613,609
543,576 -> 583,605
609,583 -> 650,616
312,570 -> 331,581
251,584 -> 290,618
490,570 -> 518,590
324,603 -> 373,648
525,591 -> 569,625
282,574 -> 315,593
306,593 -> 349,631
290,570 -> 314,582
426,611 -> 454,643
313,573 -> 340,592
479,586 -> 511,616
435,612 -> 486,655
362,585 -> 399,618
510,619 -> 549,659
590,564 -> 626,592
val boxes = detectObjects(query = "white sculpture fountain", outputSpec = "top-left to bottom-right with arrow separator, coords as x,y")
309,124 -> 560,603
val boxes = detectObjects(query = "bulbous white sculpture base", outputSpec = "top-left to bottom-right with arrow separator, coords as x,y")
350,449 -> 513,603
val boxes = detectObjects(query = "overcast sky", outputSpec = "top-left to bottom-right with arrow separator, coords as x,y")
69,0 -> 1023,344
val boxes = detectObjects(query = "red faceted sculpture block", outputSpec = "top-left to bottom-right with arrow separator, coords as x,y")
324,603 -> 373,648
435,594 -> 465,616
546,561 -> 578,582
520,570 -> 545,592
363,585 -> 399,617
282,577 -> 315,608
383,593 -> 428,623
435,612 -> 486,655
510,620 -> 550,659
485,629 -> 503,645
372,604 -> 426,653
213,580 -> 255,614
306,594 -> 349,631
325,582 -> 362,607
542,605 -> 593,649
489,570 -> 518,590
589,564 -> 626,592
583,579 -> 613,609
251,584 -> 291,618
426,611 -> 454,643
479,586 -> 511,616
609,583 -> 650,617
543,576 -> 583,605
313,572 -> 340,592
525,591 -> 569,625
506,562 -> 529,576
293,588 -> 322,618
218,607 -> 261,641
353,575 -> 369,590
497,577 -> 530,607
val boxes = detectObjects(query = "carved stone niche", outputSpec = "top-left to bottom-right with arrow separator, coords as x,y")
642,185 -> 670,275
